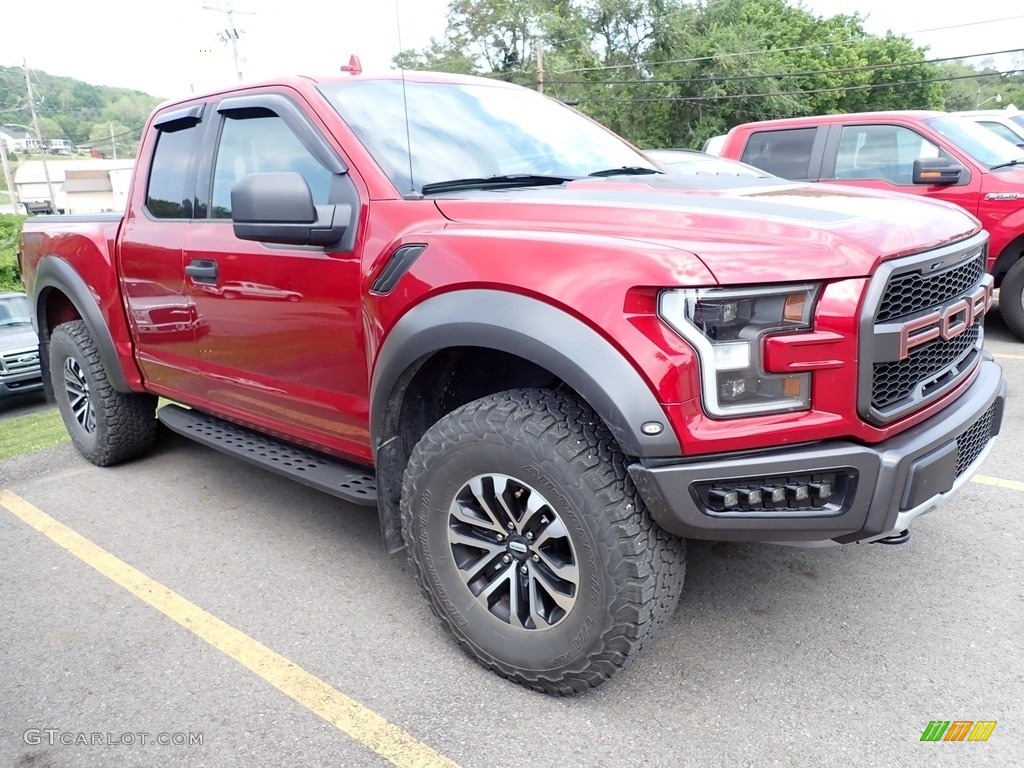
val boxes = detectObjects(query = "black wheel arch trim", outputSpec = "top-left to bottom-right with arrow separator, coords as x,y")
370,289 -> 681,458
33,255 -> 131,393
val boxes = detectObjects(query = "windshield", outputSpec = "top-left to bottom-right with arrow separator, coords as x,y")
1011,114 -> 1024,130
0,294 -> 31,327
319,79 -> 656,194
924,116 -> 1024,168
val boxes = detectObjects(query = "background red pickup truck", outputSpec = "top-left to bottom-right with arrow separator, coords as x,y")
715,111 -> 1024,339
17,73 -> 1006,694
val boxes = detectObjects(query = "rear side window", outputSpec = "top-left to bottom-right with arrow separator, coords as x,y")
740,128 -> 816,179
146,123 -> 200,219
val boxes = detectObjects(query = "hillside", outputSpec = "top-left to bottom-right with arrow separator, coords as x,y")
0,65 -> 160,159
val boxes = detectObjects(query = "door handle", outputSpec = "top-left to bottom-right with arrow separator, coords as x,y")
185,259 -> 218,283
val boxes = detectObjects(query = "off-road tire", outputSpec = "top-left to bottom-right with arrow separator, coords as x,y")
50,320 -> 157,466
999,258 -> 1024,341
400,388 -> 686,695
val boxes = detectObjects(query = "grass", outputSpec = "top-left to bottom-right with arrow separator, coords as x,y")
0,406 -> 69,460
0,397 -> 177,461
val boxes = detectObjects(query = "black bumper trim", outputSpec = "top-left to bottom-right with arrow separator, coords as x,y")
629,360 -> 1006,544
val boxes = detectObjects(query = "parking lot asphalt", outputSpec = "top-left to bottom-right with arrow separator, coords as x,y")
1,313 -> 1022,768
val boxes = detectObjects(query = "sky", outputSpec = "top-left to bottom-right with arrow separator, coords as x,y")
1,0 -> 1020,101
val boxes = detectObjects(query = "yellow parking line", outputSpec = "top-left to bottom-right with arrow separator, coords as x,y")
971,475 -> 1024,492
992,353 -> 1024,360
0,489 -> 459,768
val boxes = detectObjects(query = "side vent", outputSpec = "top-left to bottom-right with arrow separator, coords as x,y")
371,244 -> 427,294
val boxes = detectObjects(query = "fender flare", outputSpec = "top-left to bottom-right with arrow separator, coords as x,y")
33,255 -> 131,392
370,290 -> 681,458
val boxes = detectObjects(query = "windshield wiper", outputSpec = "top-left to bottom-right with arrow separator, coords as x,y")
987,156 -> 1024,169
990,158 -> 1024,171
588,166 -> 664,177
420,174 -> 577,195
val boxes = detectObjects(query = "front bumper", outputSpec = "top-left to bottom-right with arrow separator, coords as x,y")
629,360 -> 1006,546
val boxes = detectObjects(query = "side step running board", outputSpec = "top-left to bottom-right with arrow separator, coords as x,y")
157,404 -> 377,506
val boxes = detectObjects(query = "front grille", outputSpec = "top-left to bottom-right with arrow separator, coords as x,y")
859,236 -> 989,425
872,326 -> 980,411
0,347 -> 41,376
876,252 -> 984,322
955,403 -> 997,477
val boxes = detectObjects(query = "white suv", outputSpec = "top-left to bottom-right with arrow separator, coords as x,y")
952,109 -> 1024,148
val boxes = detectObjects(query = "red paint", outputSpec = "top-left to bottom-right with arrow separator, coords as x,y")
15,75 -> 996,467
717,111 -> 1024,276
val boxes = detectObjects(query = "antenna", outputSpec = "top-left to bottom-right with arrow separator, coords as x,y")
395,0 -> 420,199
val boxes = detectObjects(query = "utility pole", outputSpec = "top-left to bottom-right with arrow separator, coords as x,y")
536,40 -> 544,94
24,59 -> 57,210
0,143 -> 18,215
203,2 -> 256,82
110,123 -> 117,160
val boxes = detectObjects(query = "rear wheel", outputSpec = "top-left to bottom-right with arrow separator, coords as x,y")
50,320 -> 157,466
401,388 -> 686,694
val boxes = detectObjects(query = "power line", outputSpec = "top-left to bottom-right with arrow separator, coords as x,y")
570,67 -> 1024,103
546,47 -> 1023,87
551,14 -> 1024,74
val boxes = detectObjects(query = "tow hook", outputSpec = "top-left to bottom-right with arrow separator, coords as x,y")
875,529 -> 911,545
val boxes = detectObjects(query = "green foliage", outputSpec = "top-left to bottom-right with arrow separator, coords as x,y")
0,214 -> 27,292
393,0 -> 1021,149
0,65 -> 160,158
0,407 -> 69,460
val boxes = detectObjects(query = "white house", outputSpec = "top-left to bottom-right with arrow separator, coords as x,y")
0,128 -> 37,154
13,159 -> 136,213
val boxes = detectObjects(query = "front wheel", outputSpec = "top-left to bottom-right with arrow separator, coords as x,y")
401,388 -> 686,695
50,320 -> 157,466
999,258 -> 1024,341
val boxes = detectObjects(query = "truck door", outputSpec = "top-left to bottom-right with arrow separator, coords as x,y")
118,105 -> 206,400
182,91 -> 370,461
820,123 -> 979,213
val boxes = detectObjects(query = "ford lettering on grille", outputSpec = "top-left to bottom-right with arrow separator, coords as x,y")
898,282 -> 992,359
858,235 -> 989,426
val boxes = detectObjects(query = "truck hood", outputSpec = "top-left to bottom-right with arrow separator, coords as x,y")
432,176 -> 981,283
0,323 -> 39,350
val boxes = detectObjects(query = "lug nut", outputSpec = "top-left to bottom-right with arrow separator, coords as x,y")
532,554 -> 540,562
502,554 -> 512,564
525,531 -> 534,540
507,522 -> 514,530
496,533 -> 505,541
520,565 -> 528,574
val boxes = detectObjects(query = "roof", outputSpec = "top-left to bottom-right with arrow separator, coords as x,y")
152,70 -> 521,113
13,159 -> 135,185
731,110 -> 947,132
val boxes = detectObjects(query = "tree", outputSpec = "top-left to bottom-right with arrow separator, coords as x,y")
393,0 -> 956,149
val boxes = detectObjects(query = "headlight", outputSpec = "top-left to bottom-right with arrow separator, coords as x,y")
659,284 -> 820,417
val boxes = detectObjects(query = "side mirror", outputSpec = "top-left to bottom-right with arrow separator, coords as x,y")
231,171 -> 350,247
912,157 -> 962,185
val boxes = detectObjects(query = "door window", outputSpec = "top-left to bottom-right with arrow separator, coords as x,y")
146,123 -> 200,218
832,125 -> 941,184
210,111 -> 333,219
